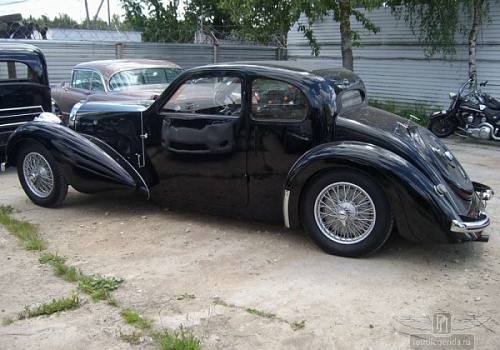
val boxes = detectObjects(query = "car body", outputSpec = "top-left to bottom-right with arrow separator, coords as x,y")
2,61 -> 494,257
51,59 -> 183,120
0,42 -> 52,162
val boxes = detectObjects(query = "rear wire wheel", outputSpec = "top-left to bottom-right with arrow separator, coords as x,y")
301,170 -> 393,257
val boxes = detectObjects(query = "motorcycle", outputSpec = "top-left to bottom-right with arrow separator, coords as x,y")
428,78 -> 500,140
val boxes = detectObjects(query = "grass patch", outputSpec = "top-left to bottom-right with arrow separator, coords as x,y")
369,99 -> 430,126
246,308 -> 276,320
152,325 -> 201,350
120,330 -> 144,345
39,253 -> 66,265
19,293 -> 80,319
290,320 -> 306,330
176,293 -> 195,301
0,205 -> 45,251
2,317 -> 14,326
39,252 -> 122,302
121,308 -> 153,330
78,275 -> 123,301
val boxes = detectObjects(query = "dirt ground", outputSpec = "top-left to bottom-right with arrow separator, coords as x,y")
0,136 -> 499,350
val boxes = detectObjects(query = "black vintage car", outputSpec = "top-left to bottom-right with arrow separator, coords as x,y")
0,43 -> 52,162
2,61 -> 494,257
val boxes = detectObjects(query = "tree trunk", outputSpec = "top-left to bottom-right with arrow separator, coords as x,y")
468,0 -> 483,89
339,0 -> 353,71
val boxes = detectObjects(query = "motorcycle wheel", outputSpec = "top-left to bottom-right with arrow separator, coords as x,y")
428,116 -> 457,138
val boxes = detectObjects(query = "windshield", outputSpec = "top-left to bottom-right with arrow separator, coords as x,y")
109,67 -> 183,91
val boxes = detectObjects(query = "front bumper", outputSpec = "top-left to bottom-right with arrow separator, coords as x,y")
449,182 -> 494,241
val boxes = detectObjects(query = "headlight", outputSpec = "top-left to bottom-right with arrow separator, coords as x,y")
68,102 -> 83,129
449,92 -> 457,99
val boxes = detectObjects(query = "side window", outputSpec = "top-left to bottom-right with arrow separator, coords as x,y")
90,72 -> 105,91
251,79 -> 308,121
162,76 -> 242,116
72,70 -> 93,90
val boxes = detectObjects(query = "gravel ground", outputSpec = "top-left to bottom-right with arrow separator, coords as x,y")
0,136 -> 499,350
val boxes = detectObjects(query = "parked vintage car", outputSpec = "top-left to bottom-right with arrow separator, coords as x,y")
2,61 -> 494,257
0,42 -> 52,162
51,59 -> 183,120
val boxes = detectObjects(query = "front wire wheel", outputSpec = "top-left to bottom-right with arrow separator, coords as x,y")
302,170 -> 393,257
17,142 -> 68,207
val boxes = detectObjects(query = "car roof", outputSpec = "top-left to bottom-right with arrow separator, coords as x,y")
73,59 -> 182,76
199,60 -> 364,92
0,42 -> 44,58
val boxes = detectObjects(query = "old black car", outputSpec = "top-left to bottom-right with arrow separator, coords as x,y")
2,61 -> 493,257
0,43 -> 51,162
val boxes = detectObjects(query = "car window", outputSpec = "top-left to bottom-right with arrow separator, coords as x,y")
0,61 -> 35,81
90,71 -> 105,91
251,79 -> 308,121
162,76 -> 242,116
72,70 -> 93,90
109,68 -> 183,91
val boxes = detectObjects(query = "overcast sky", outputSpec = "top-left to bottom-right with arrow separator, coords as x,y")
0,0 -> 125,21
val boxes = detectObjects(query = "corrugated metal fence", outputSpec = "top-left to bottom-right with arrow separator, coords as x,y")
288,5 -> 500,111
0,39 -> 283,85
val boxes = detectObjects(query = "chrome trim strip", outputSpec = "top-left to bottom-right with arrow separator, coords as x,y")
0,105 -> 43,113
283,189 -> 291,228
450,213 -> 490,233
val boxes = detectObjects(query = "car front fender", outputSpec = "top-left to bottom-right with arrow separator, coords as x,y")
284,141 -> 457,243
5,122 -> 149,197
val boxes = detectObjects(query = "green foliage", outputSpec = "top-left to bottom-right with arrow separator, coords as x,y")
369,99 -> 430,126
0,205 -> 45,251
120,308 -> 154,329
120,0 -> 194,42
19,293 -> 80,319
78,275 -> 123,301
152,325 -> 202,350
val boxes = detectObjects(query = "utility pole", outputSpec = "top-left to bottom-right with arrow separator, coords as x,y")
84,0 -> 90,29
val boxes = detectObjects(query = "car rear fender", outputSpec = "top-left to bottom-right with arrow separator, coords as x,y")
5,122 -> 149,198
284,141 -> 455,243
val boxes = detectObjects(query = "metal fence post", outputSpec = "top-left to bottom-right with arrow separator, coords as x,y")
115,42 -> 124,59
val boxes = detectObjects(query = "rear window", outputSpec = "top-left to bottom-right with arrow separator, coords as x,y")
0,61 -> 35,81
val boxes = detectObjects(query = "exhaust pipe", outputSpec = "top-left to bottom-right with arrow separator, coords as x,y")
477,234 -> 489,242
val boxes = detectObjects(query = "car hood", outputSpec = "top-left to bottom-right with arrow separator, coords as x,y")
118,84 -> 168,98
337,106 -> 474,206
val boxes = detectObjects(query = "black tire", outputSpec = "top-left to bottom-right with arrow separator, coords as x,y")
428,115 -> 457,138
301,170 -> 393,257
17,142 -> 68,208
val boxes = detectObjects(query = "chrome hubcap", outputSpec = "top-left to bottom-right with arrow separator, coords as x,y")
23,152 -> 54,198
314,182 -> 376,244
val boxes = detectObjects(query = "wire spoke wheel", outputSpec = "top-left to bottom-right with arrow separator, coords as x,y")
17,142 -> 68,207
302,170 -> 393,257
314,182 -> 376,244
23,152 -> 54,198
